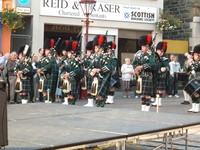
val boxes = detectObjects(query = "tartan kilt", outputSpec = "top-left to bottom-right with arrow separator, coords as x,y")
156,77 -> 166,91
21,78 -> 31,93
86,74 -> 93,90
69,79 -> 79,96
43,77 -> 50,92
142,76 -> 154,96
97,73 -> 111,98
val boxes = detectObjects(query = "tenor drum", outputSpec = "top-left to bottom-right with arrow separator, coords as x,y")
184,78 -> 200,96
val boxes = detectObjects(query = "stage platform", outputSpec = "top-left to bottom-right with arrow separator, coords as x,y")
6,103 -> 200,150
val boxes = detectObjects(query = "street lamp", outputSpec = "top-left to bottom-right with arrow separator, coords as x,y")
79,0 -> 96,47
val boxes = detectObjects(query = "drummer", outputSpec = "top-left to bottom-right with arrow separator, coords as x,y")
180,52 -> 193,105
186,44 -> 200,113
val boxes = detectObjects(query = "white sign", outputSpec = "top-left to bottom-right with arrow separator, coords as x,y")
40,0 -> 158,23
16,7 -> 31,13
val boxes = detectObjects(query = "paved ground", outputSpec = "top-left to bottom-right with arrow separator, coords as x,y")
5,90 -> 200,150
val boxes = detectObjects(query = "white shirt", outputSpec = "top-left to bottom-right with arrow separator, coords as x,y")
121,64 -> 134,81
169,61 -> 181,77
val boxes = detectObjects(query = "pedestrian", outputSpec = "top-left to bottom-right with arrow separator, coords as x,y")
0,51 -> 6,78
168,55 -> 181,97
7,51 -> 18,103
121,58 -> 134,98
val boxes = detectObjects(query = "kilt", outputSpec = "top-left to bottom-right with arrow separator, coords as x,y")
97,73 -> 111,99
86,74 -> 93,90
122,80 -> 130,91
21,78 -> 31,93
156,77 -> 166,91
42,77 -> 50,92
69,79 -> 79,96
142,76 -> 154,96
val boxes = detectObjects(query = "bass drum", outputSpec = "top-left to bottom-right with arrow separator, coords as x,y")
184,78 -> 200,97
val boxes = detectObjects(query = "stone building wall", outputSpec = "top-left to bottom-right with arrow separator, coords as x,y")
164,0 -> 200,50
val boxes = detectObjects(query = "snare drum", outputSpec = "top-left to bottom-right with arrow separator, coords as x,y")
184,78 -> 200,97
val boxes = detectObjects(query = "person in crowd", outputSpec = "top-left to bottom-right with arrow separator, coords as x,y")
60,40 -> 81,105
55,55 -> 62,103
121,58 -> 134,98
132,34 -> 161,112
30,55 -> 39,102
168,55 -> 181,98
83,41 -> 95,107
180,52 -> 193,105
0,51 -> 6,78
37,42 -> 58,103
186,45 -> 200,113
87,35 -> 112,107
166,54 -> 174,96
105,41 -> 120,104
14,46 -> 33,104
152,42 -> 170,107
7,52 -> 18,103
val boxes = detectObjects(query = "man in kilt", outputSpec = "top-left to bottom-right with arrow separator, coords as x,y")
14,45 -> 32,104
133,35 -> 161,111
186,44 -> 200,113
87,35 -> 112,107
105,41 -> 120,104
38,39 -> 59,103
60,40 -> 81,105
83,41 -> 95,107
152,42 -> 170,107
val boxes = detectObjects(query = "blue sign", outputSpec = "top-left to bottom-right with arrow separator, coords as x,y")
18,0 -> 29,5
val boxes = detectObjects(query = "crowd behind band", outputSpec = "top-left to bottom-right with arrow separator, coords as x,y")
0,34 -> 199,112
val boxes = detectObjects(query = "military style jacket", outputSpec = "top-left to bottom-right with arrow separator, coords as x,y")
61,57 -> 81,81
14,59 -> 32,79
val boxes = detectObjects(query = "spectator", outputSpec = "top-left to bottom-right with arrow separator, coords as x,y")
0,51 -> 6,78
30,55 -> 39,102
121,58 -> 134,98
7,51 -> 18,103
168,55 -> 181,97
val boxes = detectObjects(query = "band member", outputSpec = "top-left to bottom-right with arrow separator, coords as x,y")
152,42 -> 170,107
14,45 -> 32,104
132,34 -> 160,111
186,44 -> 200,113
105,41 -> 120,104
60,40 -> 81,105
37,39 -> 59,103
87,35 -> 112,107
83,41 -> 95,107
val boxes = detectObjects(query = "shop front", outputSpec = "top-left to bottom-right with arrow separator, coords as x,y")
31,0 -> 163,60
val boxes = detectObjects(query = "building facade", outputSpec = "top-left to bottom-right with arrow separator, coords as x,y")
35,0 -> 163,63
2,0 -> 164,63
164,0 -> 200,50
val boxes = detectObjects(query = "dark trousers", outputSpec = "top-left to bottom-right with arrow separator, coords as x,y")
167,75 -> 178,95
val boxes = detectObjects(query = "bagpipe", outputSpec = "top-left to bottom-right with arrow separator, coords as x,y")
59,73 -> 71,93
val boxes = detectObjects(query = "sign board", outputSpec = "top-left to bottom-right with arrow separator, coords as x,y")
40,0 -> 158,23
16,0 -> 31,13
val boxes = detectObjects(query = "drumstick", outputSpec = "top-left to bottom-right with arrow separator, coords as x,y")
156,94 -> 159,113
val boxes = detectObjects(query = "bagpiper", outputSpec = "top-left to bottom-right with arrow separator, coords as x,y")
37,39 -> 59,103
87,35 -> 112,107
14,45 -> 33,104
152,42 -> 170,107
132,34 -> 161,111
60,40 -> 81,105
105,41 -> 121,104
82,41 -> 95,107
185,44 -> 200,113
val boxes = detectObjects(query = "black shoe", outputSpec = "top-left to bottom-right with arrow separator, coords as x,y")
181,101 -> 190,105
